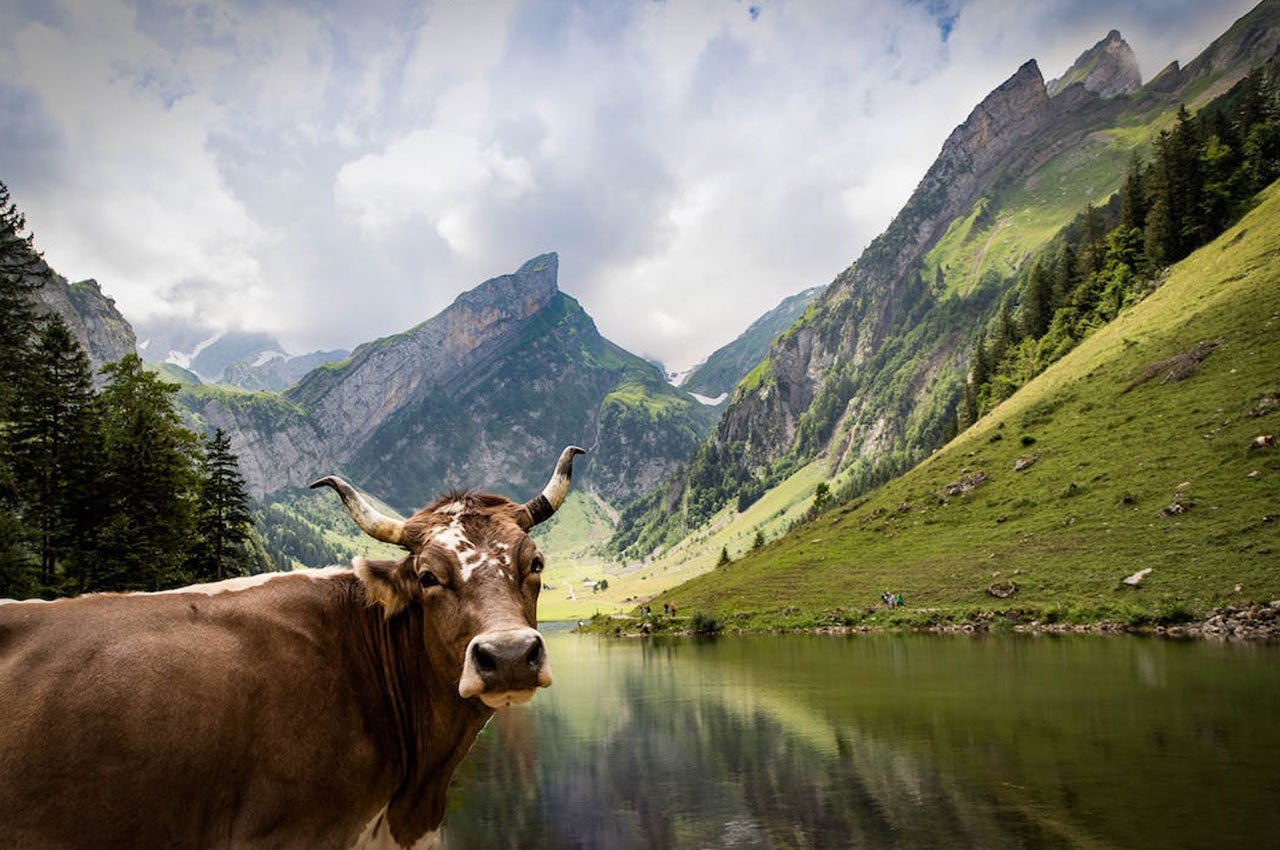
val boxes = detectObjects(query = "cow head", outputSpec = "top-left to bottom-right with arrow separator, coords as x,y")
310,446 -> 585,709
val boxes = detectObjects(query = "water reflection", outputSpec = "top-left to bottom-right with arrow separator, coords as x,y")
443,634 -> 1280,849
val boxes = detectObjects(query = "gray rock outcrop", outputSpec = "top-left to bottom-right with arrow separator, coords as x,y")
30,272 -> 136,379
1047,30 -> 1142,99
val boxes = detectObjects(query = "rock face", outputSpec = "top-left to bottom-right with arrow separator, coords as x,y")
186,254 -> 715,509
1047,30 -> 1142,99
30,272 -> 136,378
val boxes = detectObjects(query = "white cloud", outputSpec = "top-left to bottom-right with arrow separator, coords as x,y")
0,0 -> 1259,368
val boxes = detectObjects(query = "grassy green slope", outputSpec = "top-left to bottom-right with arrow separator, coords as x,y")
655,182 -> 1280,627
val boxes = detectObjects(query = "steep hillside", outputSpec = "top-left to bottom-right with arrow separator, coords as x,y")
185,253 -> 715,512
682,285 -> 824,400
610,2 -> 1280,559
650,182 -> 1280,626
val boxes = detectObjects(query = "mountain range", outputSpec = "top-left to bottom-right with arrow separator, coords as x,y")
177,254 -> 715,511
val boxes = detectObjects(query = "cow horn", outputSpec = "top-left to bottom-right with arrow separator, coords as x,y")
521,446 -> 586,528
309,476 -> 407,546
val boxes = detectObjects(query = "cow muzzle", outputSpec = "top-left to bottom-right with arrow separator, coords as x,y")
458,628 -> 552,708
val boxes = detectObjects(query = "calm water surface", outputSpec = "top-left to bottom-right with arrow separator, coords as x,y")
443,631 -> 1280,849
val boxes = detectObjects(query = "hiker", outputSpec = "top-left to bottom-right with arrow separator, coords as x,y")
896,593 -> 904,608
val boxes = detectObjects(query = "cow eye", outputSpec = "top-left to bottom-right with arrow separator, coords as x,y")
530,555 -> 545,574
419,571 -> 440,588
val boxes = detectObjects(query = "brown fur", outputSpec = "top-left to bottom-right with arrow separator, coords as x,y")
0,491 -> 546,850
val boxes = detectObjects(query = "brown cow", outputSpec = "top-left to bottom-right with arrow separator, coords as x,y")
0,446 -> 585,850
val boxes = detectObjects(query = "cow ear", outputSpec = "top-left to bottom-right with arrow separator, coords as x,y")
353,556 -> 414,617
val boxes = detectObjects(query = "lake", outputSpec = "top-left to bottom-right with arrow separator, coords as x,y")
441,630 -> 1280,849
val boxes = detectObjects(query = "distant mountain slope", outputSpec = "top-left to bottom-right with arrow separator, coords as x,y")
184,254 -> 716,510
609,2 -> 1280,559
221,348 -> 350,392
136,321 -> 348,389
656,178 -> 1280,626
681,285 -> 824,400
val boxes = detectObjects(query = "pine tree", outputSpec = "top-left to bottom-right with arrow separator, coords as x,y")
12,316 -> 99,590
1052,241 -> 1078,306
1119,152 -> 1148,232
189,428 -> 254,582
1021,259 -> 1054,339
1144,195 -> 1175,270
93,355 -> 201,592
751,529 -> 765,551
716,546 -> 730,567
0,180 -> 46,596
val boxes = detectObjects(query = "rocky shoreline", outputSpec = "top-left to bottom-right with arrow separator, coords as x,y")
581,601 -> 1280,642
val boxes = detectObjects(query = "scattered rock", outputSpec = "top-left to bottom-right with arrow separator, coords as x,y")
1248,470 -> 1261,478
1248,396 -> 1278,418
1252,434 -> 1276,449
996,515 -> 1008,523
942,471 -> 989,496
1160,502 -> 1190,517
1175,480 -> 1192,491
1122,568 -> 1153,586
1120,339 -> 1221,394
1013,454 -> 1040,472
987,580 -> 1018,599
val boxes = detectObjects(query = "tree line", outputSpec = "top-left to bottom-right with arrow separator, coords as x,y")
965,61 -> 1280,421
0,181 -> 258,599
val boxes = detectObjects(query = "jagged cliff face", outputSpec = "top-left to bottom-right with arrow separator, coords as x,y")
186,254 -> 714,509
1048,30 -> 1142,98
30,272 -> 136,378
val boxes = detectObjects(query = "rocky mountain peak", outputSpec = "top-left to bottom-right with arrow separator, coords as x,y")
1048,29 -> 1142,99
452,251 -> 559,324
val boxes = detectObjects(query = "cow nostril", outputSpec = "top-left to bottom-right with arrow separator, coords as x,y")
525,640 -> 544,668
473,645 -> 497,674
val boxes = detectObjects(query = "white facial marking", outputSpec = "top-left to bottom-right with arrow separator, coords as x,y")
431,512 -> 510,583
435,501 -> 465,515
350,806 -> 439,850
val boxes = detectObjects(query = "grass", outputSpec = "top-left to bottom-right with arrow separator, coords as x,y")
638,181 -> 1280,630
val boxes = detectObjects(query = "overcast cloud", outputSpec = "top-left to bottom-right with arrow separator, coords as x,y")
0,0 -> 1258,370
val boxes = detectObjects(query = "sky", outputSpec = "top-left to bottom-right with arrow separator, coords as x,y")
0,0 -> 1259,371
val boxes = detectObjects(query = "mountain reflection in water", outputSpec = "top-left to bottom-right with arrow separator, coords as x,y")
443,633 -> 1280,850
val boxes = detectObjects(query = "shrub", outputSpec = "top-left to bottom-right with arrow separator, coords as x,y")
689,611 -> 723,635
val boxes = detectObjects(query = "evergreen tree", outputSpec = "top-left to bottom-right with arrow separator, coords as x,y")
12,316 -> 99,590
1021,259 -> 1054,338
1119,152 -> 1148,232
1052,241 -> 1078,306
751,529 -> 765,551
812,482 -> 831,515
717,546 -> 730,567
189,428 -> 254,582
93,355 -> 201,592
1144,195 -> 1175,269
0,180 -> 45,596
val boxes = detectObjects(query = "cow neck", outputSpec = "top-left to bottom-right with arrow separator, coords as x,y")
348,585 -> 493,845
